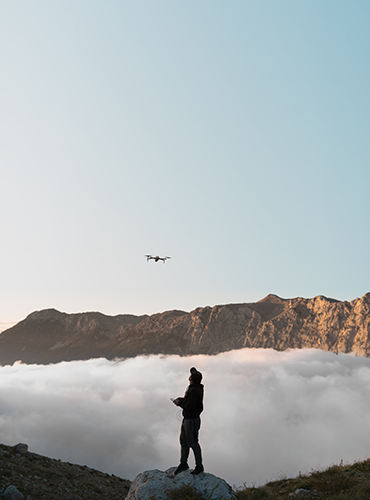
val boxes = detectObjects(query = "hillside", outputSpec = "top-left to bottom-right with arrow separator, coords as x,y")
3,442 -> 370,500
236,459 -> 370,499
0,293 -> 370,365
0,443 -> 131,499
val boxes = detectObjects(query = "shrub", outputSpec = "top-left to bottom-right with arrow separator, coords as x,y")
236,486 -> 270,500
167,484 -> 208,500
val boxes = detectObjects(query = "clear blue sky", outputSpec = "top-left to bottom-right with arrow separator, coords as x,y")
1,1 -> 369,328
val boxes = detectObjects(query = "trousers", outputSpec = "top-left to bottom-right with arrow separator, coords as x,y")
180,417 -> 203,467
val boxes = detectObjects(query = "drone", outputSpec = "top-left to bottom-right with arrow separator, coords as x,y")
145,255 -> 171,263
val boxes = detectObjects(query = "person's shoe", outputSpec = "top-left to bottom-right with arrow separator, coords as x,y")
191,465 -> 204,475
174,463 -> 189,475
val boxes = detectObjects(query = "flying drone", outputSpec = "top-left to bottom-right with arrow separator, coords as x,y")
145,255 -> 171,263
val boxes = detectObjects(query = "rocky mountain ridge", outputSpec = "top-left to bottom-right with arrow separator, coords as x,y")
0,293 -> 370,365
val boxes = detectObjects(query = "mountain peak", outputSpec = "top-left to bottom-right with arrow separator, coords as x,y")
257,294 -> 286,304
26,308 -> 66,321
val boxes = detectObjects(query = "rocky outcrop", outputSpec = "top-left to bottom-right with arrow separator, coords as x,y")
126,468 -> 235,500
1,293 -> 370,365
0,443 -> 130,500
12,444 -> 28,455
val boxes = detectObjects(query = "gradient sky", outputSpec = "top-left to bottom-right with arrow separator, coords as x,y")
1,1 -> 370,328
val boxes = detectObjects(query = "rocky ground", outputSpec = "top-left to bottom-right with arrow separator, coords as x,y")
4,441 -> 370,500
0,443 -> 131,500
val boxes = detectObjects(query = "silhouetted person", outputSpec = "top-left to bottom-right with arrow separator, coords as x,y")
173,367 -> 204,475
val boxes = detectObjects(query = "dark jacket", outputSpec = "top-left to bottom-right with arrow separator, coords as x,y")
177,383 -> 204,419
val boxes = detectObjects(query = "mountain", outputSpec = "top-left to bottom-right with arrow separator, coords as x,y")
0,293 -> 370,365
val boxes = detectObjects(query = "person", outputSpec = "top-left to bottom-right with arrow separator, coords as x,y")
172,367 -> 204,475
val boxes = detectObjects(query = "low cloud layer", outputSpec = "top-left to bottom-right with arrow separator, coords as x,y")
1,349 -> 370,487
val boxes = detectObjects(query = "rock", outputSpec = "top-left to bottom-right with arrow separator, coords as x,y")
4,486 -> 24,500
13,444 -> 28,455
126,468 -> 236,500
290,488 -> 316,498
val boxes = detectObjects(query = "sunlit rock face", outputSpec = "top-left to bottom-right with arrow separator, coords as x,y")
0,293 -> 370,365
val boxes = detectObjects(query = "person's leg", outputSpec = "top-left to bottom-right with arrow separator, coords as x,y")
184,418 -> 203,467
179,419 -> 190,465
174,420 -> 190,475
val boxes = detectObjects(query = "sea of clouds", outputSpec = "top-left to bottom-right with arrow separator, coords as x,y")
1,348 -> 370,487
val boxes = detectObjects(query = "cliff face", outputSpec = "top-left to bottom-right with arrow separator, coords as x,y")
0,293 -> 370,365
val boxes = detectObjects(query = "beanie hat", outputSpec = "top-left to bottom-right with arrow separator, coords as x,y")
190,367 -> 202,384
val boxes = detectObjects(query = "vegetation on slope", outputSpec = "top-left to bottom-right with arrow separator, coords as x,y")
235,459 -> 370,499
168,459 -> 370,500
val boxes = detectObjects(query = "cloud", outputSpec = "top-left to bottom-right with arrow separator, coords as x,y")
1,349 -> 370,487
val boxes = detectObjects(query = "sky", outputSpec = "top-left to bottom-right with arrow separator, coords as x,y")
1,1 -> 370,328
2,349 -> 370,488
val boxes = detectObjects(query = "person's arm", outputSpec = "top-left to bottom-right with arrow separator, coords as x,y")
182,388 -> 199,413
173,397 -> 184,407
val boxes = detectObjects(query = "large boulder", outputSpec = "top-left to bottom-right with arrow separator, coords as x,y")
13,443 -> 28,455
126,467 -> 236,500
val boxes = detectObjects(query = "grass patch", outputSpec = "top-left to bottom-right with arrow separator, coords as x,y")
308,464 -> 355,496
236,459 -> 370,500
236,486 -> 270,499
167,484 -> 208,500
